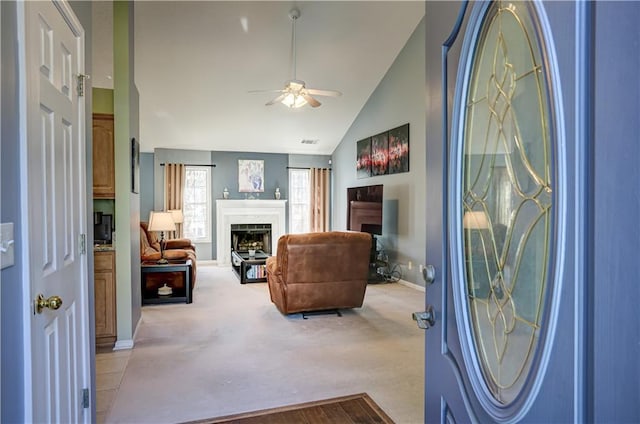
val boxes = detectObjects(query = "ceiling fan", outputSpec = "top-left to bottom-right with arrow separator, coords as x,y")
249,8 -> 342,108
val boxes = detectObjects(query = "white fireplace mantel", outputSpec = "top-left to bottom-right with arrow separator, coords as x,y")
216,199 -> 287,266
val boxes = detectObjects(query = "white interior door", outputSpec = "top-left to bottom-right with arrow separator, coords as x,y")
19,1 -> 90,422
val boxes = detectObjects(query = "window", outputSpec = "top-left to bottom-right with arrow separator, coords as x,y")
289,169 -> 310,233
456,0 -> 556,412
183,166 -> 211,242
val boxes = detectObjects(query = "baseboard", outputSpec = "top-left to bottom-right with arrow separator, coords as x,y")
113,339 -> 134,351
112,310 -> 144,351
132,314 -> 142,341
398,279 -> 425,292
198,259 -> 217,266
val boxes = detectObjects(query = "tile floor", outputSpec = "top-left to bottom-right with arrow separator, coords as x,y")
95,348 -> 132,423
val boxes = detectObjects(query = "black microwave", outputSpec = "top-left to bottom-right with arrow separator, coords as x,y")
94,213 -> 113,244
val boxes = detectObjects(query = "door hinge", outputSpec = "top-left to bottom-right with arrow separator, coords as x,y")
82,388 -> 89,409
76,74 -> 90,97
79,234 -> 86,255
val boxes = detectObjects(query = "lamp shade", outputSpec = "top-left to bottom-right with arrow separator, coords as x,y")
148,211 -> 176,232
168,209 -> 184,224
463,211 -> 489,229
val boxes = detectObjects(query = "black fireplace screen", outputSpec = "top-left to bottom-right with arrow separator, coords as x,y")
231,224 -> 272,254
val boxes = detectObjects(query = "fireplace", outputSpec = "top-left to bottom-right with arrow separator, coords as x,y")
231,224 -> 272,254
216,199 -> 286,266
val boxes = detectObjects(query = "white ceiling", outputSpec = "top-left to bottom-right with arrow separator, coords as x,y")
92,2 -> 425,155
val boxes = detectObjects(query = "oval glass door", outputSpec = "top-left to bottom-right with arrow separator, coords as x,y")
454,0 -> 559,412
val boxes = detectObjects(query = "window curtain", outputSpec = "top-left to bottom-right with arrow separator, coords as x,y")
164,163 -> 186,238
310,167 -> 330,232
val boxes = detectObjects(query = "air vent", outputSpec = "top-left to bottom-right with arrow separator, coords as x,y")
301,139 -> 319,145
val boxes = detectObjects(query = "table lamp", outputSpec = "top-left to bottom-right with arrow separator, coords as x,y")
463,211 -> 489,230
148,211 -> 176,264
463,210 -> 490,257
168,209 -> 184,238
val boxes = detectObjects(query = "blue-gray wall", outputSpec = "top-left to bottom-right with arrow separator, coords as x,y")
213,152 -> 288,202
288,154 -> 331,170
332,18 -> 426,286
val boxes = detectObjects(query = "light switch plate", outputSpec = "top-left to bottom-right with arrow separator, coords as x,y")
1,222 -> 15,270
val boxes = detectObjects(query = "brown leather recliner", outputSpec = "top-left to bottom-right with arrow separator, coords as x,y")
266,231 -> 372,314
140,222 -> 197,289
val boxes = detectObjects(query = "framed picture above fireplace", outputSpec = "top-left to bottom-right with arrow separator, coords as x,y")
238,159 -> 264,192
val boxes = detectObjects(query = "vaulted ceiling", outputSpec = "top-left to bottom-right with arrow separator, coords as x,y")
92,2 -> 425,155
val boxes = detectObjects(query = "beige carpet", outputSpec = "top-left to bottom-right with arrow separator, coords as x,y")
105,264 -> 424,423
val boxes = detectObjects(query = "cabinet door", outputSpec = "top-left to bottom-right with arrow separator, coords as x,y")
92,114 -> 115,198
94,251 -> 116,345
94,271 -> 115,338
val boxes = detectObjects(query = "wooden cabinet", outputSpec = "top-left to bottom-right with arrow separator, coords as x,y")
92,114 -> 115,198
94,250 -> 116,347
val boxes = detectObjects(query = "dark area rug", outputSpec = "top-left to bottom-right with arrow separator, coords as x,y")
184,393 -> 395,424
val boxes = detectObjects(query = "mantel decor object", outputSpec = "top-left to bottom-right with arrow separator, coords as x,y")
275,187 -> 281,200
223,187 -> 229,199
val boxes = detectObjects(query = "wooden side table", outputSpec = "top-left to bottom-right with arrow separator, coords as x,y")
141,259 -> 192,304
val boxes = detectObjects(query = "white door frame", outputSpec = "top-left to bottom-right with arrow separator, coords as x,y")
0,2 -> 3,417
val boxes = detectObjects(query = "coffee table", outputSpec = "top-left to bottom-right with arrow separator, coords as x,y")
141,259 -> 193,304
231,250 -> 269,284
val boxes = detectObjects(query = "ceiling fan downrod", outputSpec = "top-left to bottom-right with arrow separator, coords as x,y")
289,8 -> 300,81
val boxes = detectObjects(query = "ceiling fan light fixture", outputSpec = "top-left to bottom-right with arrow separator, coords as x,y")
249,8 -> 341,109
282,92 -> 307,108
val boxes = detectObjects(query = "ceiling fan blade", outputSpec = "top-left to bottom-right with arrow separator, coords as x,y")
266,93 -> 287,106
306,88 -> 342,97
248,89 -> 286,94
302,93 -> 321,108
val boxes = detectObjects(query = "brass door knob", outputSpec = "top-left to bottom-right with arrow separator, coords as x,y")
35,294 -> 63,314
